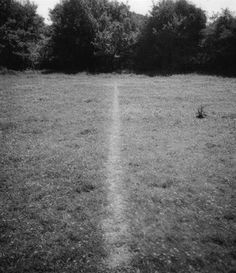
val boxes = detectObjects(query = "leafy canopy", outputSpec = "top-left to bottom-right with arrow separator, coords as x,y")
136,0 -> 206,72
0,0 -> 44,69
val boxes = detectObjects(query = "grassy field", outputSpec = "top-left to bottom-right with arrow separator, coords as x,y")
0,72 -> 235,273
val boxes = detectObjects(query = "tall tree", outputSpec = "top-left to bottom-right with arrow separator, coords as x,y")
136,0 -> 206,73
92,1 -> 140,71
48,0 -> 96,70
47,0 -> 141,71
200,9 -> 236,75
0,0 -> 44,69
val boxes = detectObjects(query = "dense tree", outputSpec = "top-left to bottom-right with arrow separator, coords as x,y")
1,0 -> 235,75
136,0 -> 206,73
0,0 -> 44,69
47,0 -> 96,70
46,0 -> 141,71
200,9 -> 236,75
92,1 -> 140,71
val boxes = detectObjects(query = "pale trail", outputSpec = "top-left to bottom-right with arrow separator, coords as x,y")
102,82 -> 131,269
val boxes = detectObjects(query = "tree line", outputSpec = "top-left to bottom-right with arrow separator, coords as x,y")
0,0 -> 236,75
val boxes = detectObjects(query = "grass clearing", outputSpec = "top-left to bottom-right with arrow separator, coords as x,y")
0,72 -> 235,273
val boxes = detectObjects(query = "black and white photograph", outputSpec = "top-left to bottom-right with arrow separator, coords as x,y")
0,0 -> 236,272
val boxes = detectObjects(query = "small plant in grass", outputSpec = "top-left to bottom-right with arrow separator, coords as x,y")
196,105 -> 207,119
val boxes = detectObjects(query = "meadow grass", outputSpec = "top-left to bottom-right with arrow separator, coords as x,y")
0,72 -> 235,273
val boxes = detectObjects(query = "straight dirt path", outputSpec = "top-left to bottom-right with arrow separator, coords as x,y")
102,82 -> 131,270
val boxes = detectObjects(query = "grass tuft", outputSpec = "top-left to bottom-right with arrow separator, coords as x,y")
196,105 -> 207,119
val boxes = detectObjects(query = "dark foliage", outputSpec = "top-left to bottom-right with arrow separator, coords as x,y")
92,1 -> 140,71
44,0 -> 143,71
0,0 -> 236,75
199,9 -> 236,76
0,0 -> 45,69
135,0 -> 207,73
47,0 -> 96,70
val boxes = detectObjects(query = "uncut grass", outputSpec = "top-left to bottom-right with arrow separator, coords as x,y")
119,75 -> 236,273
0,73 -> 112,273
1,73 -> 236,273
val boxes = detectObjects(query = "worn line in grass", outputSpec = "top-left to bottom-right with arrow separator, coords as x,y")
102,82 -> 131,270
